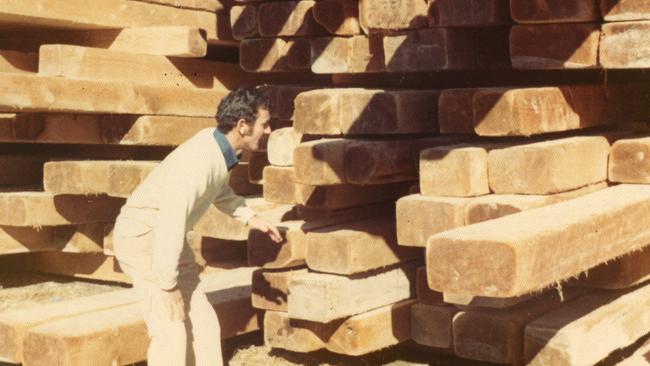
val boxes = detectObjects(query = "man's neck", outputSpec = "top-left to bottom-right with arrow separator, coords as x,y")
225,130 -> 242,154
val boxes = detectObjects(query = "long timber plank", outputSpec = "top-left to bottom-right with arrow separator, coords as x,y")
265,300 -> 414,356
264,166 -> 411,209
0,223 -> 105,255
20,270 -> 259,366
453,289 -> 583,365
0,0 -> 230,44
293,136 -> 459,186
0,74 -> 228,117
293,88 -> 439,135
446,85 -> 613,136
38,45 -> 254,90
0,289 -> 136,364
573,246 -> 650,290
0,27 -> 208,57
426,184 -> 650,298
287,262 -> 417,322
0,50 -> 37,74
0,192 -> 123,226
248,204 -> 392,268
43,161 -> 158,197
305,218 -> 422,275
488,136 -> 610,194
1,114 -> 215,145
397,183 -> 607,247
525,285 -> 650,366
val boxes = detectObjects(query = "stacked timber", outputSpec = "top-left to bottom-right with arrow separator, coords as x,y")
237,0 -> 650,365
0,1 -> 329,365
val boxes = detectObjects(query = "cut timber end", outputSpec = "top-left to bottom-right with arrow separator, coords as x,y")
410,302 -> 456,350
358,0 -> 428,32
426,184 -> 650,297
396,194 -> 469,247
510,24 -> 600,70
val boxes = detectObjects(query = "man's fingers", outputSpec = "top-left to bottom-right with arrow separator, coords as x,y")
268,226 -> 282,243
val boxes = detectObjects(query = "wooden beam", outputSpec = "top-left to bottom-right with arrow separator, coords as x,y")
601,21 -> 650,69
0,289 -> 137,364
20,270 -> 259,365
525,285 -> 650,366
509,0 -> 598,23
0,27 -> 208,57
267,128 -> 303,166
572,245 -> 650,290
510,24 -> 600,69
310,35 -> 385,74
411,302 -> 457,350
293,88 -> 440,135
305,218 -> 422,275
488,136 -> 609,194
293,136 -> 459,186
288,262 -> 417,322
0,114 -> 215,146
0,223 -> 106,255
420,144 -> 491,197
195,197 -> 294,241
426,184 -> 650,298
396,194 -> 468,247
5,252 -> 130,283
609,135 -> 650,183
0,0 -> 230,44
38,45 -> 253,90
468,85 -> 611,136
266,300 -> 414,356
0,192 -> 123,226
453,289 -> 583,364
0,74 -> 228,117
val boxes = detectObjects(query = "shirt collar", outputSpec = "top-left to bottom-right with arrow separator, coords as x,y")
213,129 -> 239,171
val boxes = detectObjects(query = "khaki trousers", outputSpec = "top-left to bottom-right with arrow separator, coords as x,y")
113,228 -> 223,366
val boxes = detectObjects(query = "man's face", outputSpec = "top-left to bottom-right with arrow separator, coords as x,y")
242,107 -> 271,151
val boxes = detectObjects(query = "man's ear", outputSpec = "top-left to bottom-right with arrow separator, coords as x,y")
236,119 -> 250,136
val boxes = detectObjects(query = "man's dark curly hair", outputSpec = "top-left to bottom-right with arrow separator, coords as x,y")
216,88 -> 270,134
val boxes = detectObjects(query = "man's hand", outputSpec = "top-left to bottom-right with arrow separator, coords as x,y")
160,287 -> 185,322
247,216 -> 283,243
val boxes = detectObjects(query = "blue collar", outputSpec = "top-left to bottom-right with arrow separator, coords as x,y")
213,129 -> 238,171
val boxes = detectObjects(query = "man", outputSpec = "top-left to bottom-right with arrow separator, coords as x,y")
112,88 -> 282,366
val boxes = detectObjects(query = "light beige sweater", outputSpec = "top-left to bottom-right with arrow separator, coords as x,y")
114,128 -> 255,289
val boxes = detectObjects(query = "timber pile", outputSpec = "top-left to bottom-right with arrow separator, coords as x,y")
243,0 -> 650,365
5,0 -> 650,365
0,0 -> 330,365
